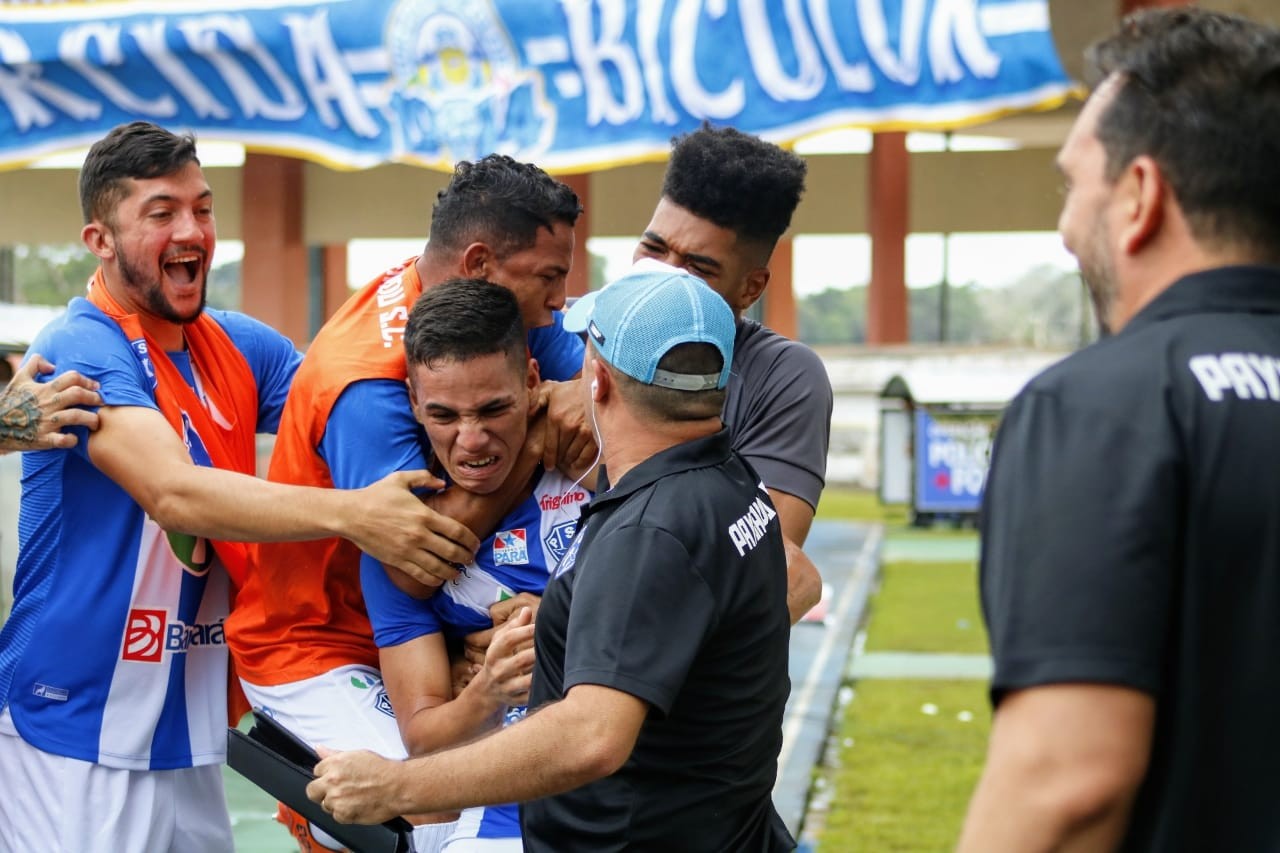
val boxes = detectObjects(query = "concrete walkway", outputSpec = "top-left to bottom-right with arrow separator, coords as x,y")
850,651 -> 992,680
880,531 -> 979,564
774,521 -> 882,837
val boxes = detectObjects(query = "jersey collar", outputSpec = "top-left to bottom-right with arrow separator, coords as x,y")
582,427 -> 733,521
1125,264 -> 1280,334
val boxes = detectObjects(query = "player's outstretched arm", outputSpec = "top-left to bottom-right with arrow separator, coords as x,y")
88,404 -> 479,581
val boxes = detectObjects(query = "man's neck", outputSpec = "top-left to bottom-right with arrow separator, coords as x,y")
600,412 -> 721,486
415,251 -> 455,290
1112,241 -> 1262,332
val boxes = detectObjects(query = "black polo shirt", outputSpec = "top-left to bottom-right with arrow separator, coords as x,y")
980,265 -> 1280,851
521,428 -> 794,852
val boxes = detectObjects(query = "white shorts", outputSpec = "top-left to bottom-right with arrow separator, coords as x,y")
441,807 -> 523,852
0,726 -> 232,853
241,664 -> 409,756
241,664 -> 456,853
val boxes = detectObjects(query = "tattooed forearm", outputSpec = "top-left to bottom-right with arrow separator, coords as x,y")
0,385 -> 42,450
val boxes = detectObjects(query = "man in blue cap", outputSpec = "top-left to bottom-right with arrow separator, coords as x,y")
306,262 -> 795,852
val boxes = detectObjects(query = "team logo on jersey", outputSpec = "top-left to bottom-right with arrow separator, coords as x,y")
121,608 -> 226,663
130,338 -> 156,389
349,670 -> 396,718
493,528 -> 529,565
543,519 -> 578,567
32,683 -> 69,702
552,524 -> 586,579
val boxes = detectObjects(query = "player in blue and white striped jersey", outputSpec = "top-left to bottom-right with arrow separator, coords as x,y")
360,277 -> 594,852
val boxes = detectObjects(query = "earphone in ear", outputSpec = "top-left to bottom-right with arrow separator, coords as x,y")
590,379 -> 599,396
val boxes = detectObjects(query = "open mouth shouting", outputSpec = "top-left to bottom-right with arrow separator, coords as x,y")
163,250 -> 205,287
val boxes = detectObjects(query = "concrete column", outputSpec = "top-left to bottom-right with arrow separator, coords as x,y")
321,244 -> 351,319
559,173 -> 591,298
867,132 -> 909,345
239,153 -> 309,346
764,237 -> 798,339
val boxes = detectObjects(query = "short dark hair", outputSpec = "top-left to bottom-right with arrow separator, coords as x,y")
661,124 -> 807,254
404,278 -> 526,373
428,154 -> 582,259
1085,8 -> 1280,259
79,121 -> 200,225
604,342 -> 727,421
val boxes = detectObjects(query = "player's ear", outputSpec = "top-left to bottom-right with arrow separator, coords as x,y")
405,377 -> 423,424
589,359 -> 609,402
460,242 -> 495,278
737,267 -> 770,313
82,221 -> 114,261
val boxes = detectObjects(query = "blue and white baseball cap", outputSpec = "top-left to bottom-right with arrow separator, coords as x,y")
563,259 -> 735,391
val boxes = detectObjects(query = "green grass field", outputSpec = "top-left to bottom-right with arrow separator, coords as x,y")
815,486 -> 909,524
809,488 -> 991,852
817,680 -> 991,852
863,562 -> 987,654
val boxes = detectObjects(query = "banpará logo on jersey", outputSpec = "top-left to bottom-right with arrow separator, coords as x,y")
121,608 -> 226,663
543,519 -> 578,567
493,528 -> 529,565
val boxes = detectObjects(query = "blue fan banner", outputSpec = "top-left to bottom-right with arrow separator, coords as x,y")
0,0 -> 1072,171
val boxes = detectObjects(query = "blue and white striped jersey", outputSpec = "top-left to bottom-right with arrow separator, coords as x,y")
0,300 -> 299,770
362,467 -> 588,841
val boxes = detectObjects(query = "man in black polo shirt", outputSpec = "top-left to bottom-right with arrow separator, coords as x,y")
306,262 -> 794,851
958,9 -> 1280,852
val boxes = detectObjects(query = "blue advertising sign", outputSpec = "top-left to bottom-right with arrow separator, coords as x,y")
913,408 -> 995,513
0,0 -> 1072,171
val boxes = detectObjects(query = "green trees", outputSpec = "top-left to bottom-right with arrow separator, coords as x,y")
797,266 -> 1098,348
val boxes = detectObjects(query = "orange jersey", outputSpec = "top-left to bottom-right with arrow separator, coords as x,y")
226,258 -> 423,685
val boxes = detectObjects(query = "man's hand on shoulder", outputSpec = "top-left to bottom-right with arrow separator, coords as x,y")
345,471 -> 480,589
535,379 -> 596,475
0,354 -> 102,452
